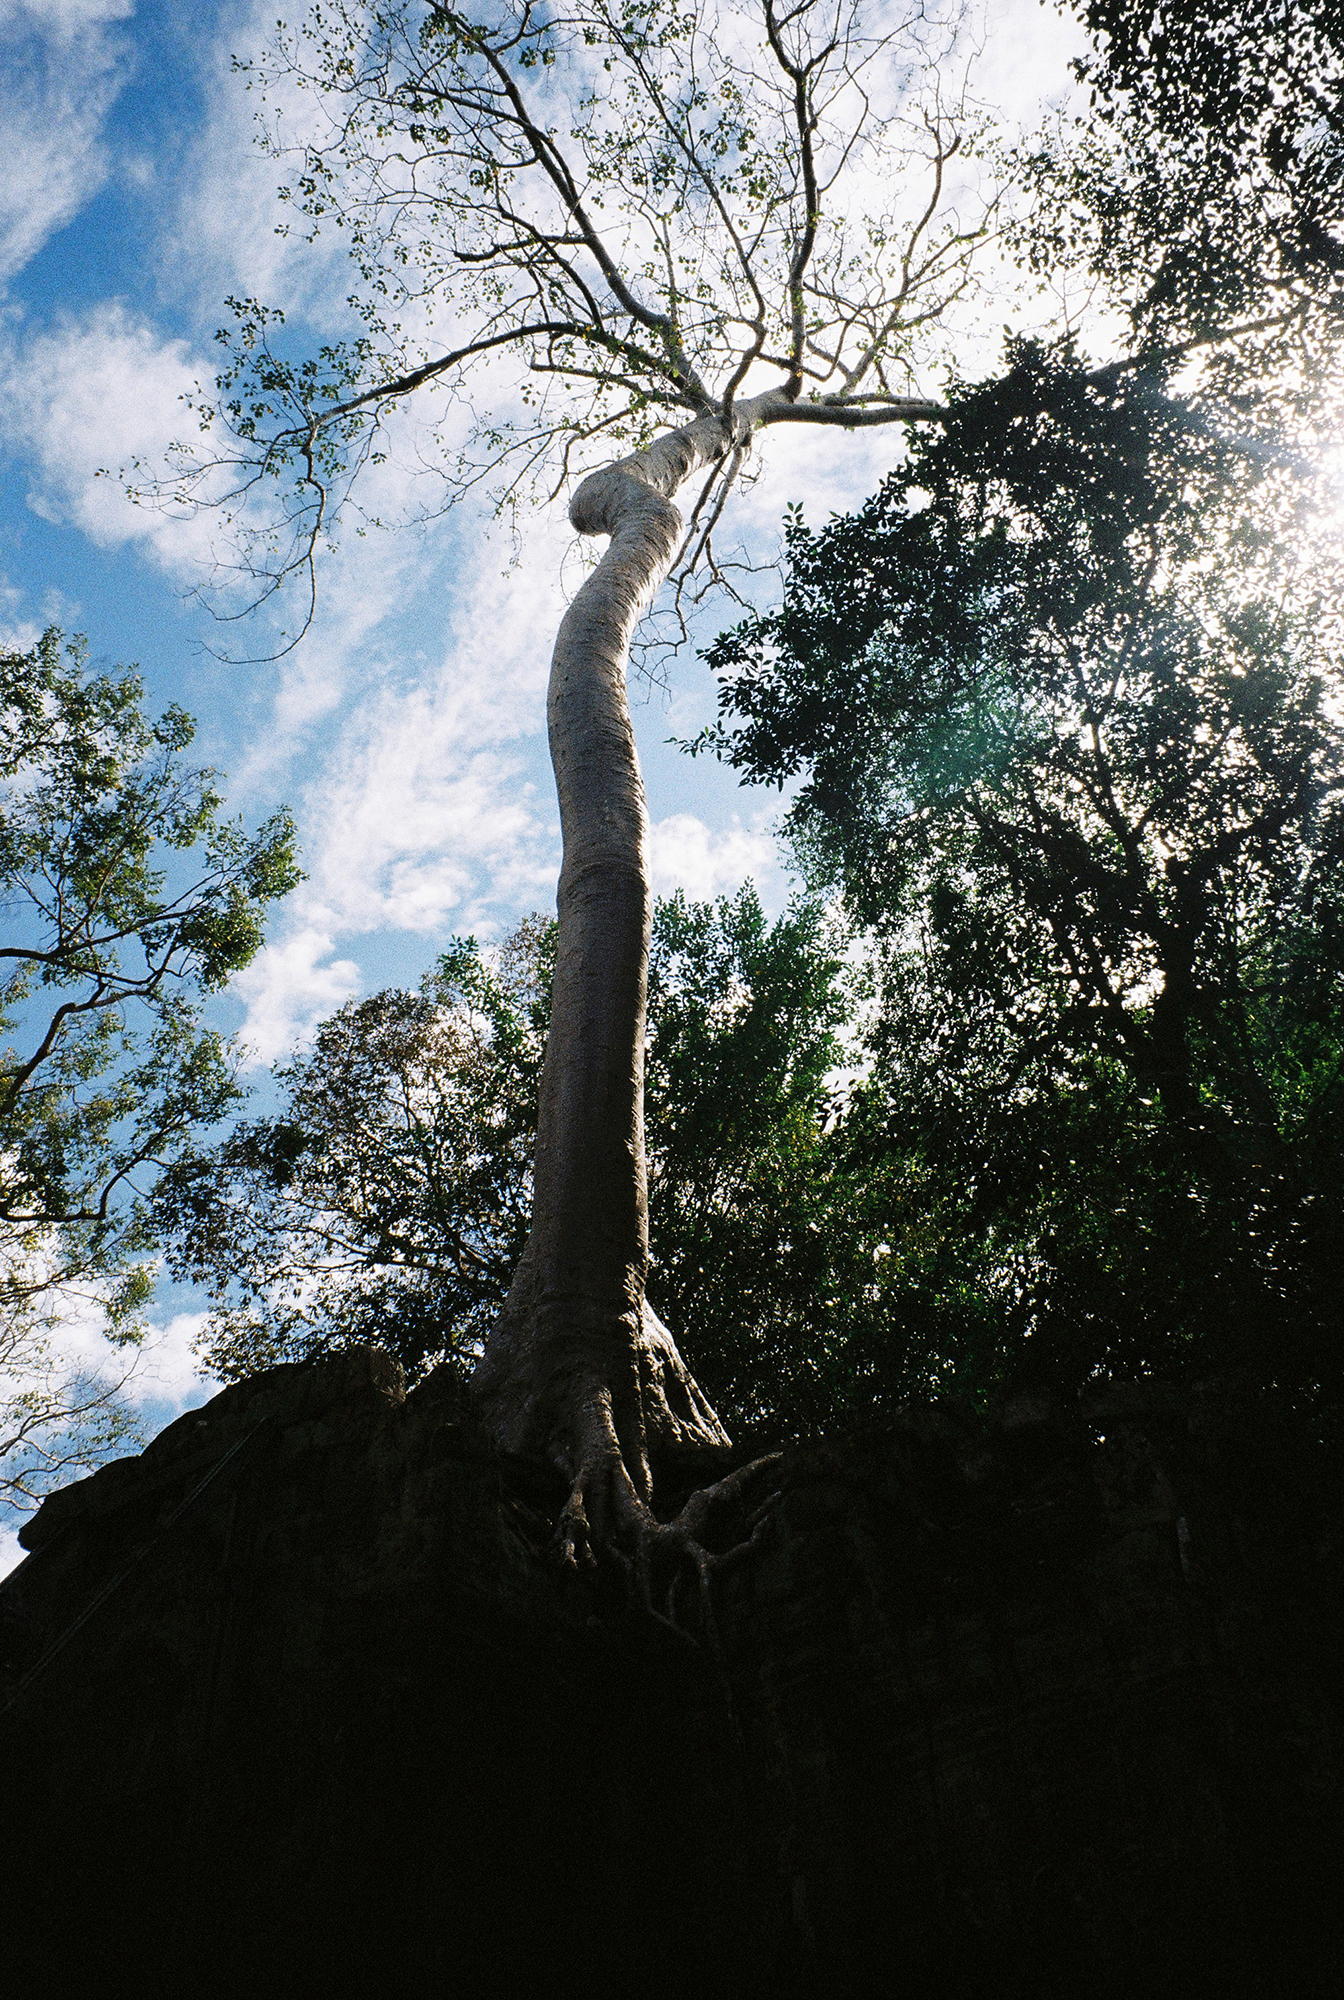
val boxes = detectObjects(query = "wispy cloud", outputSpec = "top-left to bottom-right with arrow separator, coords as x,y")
129,1310 -> 218,1413
0,301 -> 220,568
301,535 -> 565,926
37,1290 -> 216,1419
165,0 -> 364,325
0,0 -> 134,283
229,522 -> 567,1054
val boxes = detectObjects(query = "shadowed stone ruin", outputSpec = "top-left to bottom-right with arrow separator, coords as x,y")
2,1346 -> 1339,1995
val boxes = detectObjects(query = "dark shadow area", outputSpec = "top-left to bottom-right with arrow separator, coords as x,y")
2,1350 -> 1339,1996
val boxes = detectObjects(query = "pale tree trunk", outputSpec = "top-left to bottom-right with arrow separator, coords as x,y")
471,406 -> 770,1555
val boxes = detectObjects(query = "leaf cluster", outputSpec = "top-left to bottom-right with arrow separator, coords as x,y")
1017,0 -> 1344,421
0,630 -> 301,1347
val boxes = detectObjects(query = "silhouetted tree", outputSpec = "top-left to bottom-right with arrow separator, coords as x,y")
705,342 -> 1344,1394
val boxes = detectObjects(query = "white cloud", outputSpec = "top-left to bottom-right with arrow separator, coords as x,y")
231,923 -> 362,1064
48,1296 -> 219,1418
301,547 -> 565,930
0,301 -> 222,571
227,525 -> 566,1052
650,810 -> 785,905
17,1279 -> 135,1383
0,608 -> 43,654
0,1 -> 132,30
0,295 -> 488,677
985,0 -> 1089,120
0,0 -> 133,282
166,0 -> 361,324
130,1312 -> 219,1413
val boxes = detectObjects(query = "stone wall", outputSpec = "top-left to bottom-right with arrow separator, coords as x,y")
2,1350 -> 1339,1995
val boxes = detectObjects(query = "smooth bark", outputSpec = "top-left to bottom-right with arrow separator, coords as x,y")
472,412 -> 742,1509
471,392 -> 933,1545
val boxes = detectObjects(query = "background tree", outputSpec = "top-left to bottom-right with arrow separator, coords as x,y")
159,925 -> 547,1385
641,888 -> 859,1433
0,630 -> 300,1507
704,340 -> 1344,1398
162,889 -> 871,1437
1031,0 -> 1344,408
693,0 -> 1344,1402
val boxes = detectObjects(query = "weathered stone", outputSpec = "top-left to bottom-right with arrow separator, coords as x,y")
1,1357 -> 1338,1995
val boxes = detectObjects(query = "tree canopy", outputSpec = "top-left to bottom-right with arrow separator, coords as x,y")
0,630 -> 300,1505
703,337 -> 1344,1396
682,0 -> 1344,1404
1051,0 -> 1344,385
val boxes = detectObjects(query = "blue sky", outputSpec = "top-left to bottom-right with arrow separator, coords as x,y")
0,0 -> 1083,1565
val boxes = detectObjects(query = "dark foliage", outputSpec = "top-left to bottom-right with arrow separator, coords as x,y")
702,345 -> 1344,1395
1022,0 -> 1344,413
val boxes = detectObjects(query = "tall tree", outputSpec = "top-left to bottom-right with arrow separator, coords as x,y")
166,0 -> 1343,1556
173,0 -> 988,1561
0,630 -> 300,1506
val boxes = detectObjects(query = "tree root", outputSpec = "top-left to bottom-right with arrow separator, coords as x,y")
556,1446 -> 782,1646
476,1297 -> 777,1639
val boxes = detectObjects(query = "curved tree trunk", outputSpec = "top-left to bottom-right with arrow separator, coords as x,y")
471,409 -> 758,1546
